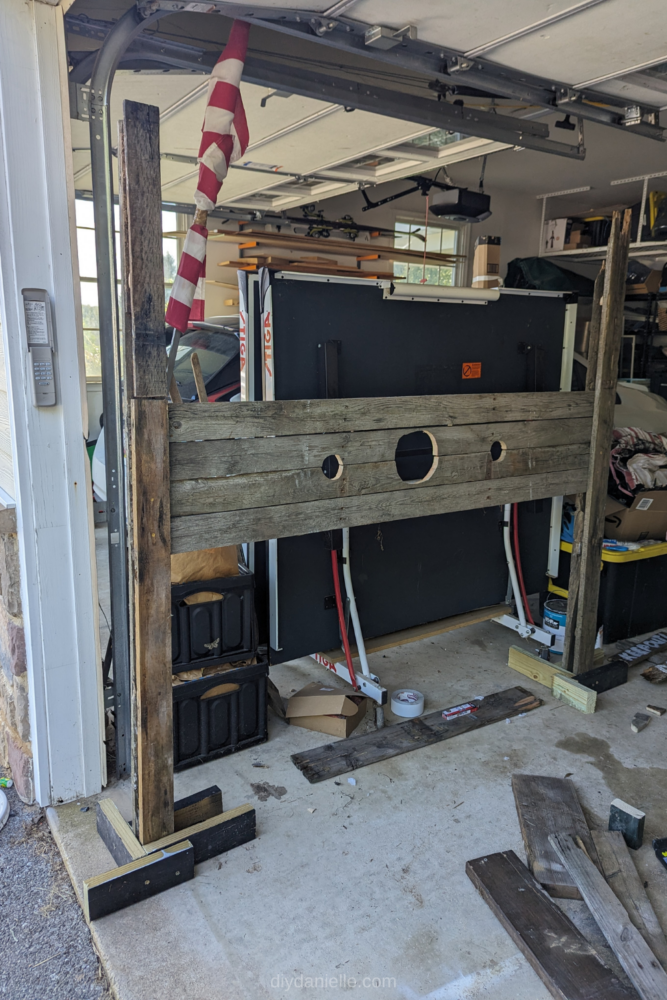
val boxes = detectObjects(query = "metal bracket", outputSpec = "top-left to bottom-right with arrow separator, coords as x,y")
365,24 -> 418,50
68,82 -> 91,122
311,652 -> 388,705
447,55 -> 475,73
492,613 -> 555,647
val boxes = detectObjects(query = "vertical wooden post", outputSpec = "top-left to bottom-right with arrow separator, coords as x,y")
561,262 -> 604,674
565,210 -> 631,675
121,101 -> 174,843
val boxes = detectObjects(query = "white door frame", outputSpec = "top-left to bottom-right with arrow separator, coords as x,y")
0,0 -> 104,803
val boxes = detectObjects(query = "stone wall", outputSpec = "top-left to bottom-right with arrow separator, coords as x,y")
0,506 -> 32,802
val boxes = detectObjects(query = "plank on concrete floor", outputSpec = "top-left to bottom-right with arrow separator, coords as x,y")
591,830 -> 667,969
292,687 -> 540,783
550,832 -> 667,1000
512,774 -> 601,899
467,850 -> 638,1000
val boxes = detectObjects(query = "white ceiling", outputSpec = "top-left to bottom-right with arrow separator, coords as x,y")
69,0 -> 667,212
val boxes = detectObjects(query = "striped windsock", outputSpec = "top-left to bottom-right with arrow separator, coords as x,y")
166,20 -> 250,333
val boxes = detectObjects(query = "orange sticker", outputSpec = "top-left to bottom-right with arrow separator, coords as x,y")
462,362 -> 482,379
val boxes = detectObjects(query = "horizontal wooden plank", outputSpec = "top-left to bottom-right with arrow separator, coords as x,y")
322,604 -> 511,662
171,443 -> 589,517
171,467 -> 588,552
168,391 -> 594,443
292,687 -> 541,783
83,841 -> 194,921
170,416 -> 593,481
96,798 -> 146,867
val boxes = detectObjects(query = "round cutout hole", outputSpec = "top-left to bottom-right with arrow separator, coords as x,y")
394,430 -> 438,483
490,440 -> 507,462
322,454 -> 343,481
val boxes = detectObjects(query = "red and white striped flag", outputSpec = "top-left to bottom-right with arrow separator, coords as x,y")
166,20 -> 250,332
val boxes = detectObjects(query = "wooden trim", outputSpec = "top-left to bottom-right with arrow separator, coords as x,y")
168,391 -> 594,443
171,467 -> 588,552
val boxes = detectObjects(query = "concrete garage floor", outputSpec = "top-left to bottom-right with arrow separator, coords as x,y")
48,620 -> 667,1000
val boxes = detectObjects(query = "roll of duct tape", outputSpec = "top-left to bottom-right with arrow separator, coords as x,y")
0,789 -> 8,832
391,688 -> 424,718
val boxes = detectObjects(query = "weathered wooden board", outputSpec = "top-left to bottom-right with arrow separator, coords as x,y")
292,687 -> 541,783
467,850 -> 639,1000
566,211 -> 632,674
121,101 -> 167,400
130,397 -> 174,845
592,830 -> 667,968
171,467 -> 588,552
170,416 -> 593,480
168,391 -> 594,443
551,832 -> 667,1000
84,841 -> 194,922
170,443 -> 589,517
512,774 -> 601,899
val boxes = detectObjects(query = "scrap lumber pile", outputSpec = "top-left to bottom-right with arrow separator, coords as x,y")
468,774 -> 667,1000
165,226 -> 462,281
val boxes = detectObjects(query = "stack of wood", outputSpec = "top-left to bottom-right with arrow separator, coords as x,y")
198,227 -> 462,281
468,774 -> 667,999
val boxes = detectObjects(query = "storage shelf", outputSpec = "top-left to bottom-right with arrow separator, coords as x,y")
541,240 -> 667,262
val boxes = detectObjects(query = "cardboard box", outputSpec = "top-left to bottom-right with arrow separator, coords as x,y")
543,218 -> 569,253
286,681 -> 368,738
626,270 -> 662,295
604,492 -> 667,542
472,235 -> 501,289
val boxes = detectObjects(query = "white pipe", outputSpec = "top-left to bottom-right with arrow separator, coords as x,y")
341,528 -> 371,677
502,503 -> 527,628
384,283 -> 500,304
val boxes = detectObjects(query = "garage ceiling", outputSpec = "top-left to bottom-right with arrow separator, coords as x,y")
66,0 -> 667,214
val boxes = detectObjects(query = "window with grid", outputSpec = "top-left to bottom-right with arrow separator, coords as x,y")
393,219 -> 459,286
75,200 -> 180,377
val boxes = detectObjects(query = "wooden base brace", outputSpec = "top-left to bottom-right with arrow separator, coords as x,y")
508,645 -> 597,714
85,786 -> 255,920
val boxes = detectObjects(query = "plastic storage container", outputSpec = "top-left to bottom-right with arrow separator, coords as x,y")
172,657 -> 268,770
171,572 -> 255,673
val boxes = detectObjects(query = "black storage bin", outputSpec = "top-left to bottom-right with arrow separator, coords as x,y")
550,542 -> 667,643
173,657 -> 268,770
171,573 -> 255,673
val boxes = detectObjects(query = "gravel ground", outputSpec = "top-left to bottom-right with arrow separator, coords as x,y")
0,779 -> 113,1000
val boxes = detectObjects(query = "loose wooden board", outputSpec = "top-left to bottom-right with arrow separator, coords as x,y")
512,774 -> 601,899
467,850 -> 638,1000
291,687 -> 541,783
84,841 -> 194,922
550,832 -> 667,1000
592,829 -> 667,968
